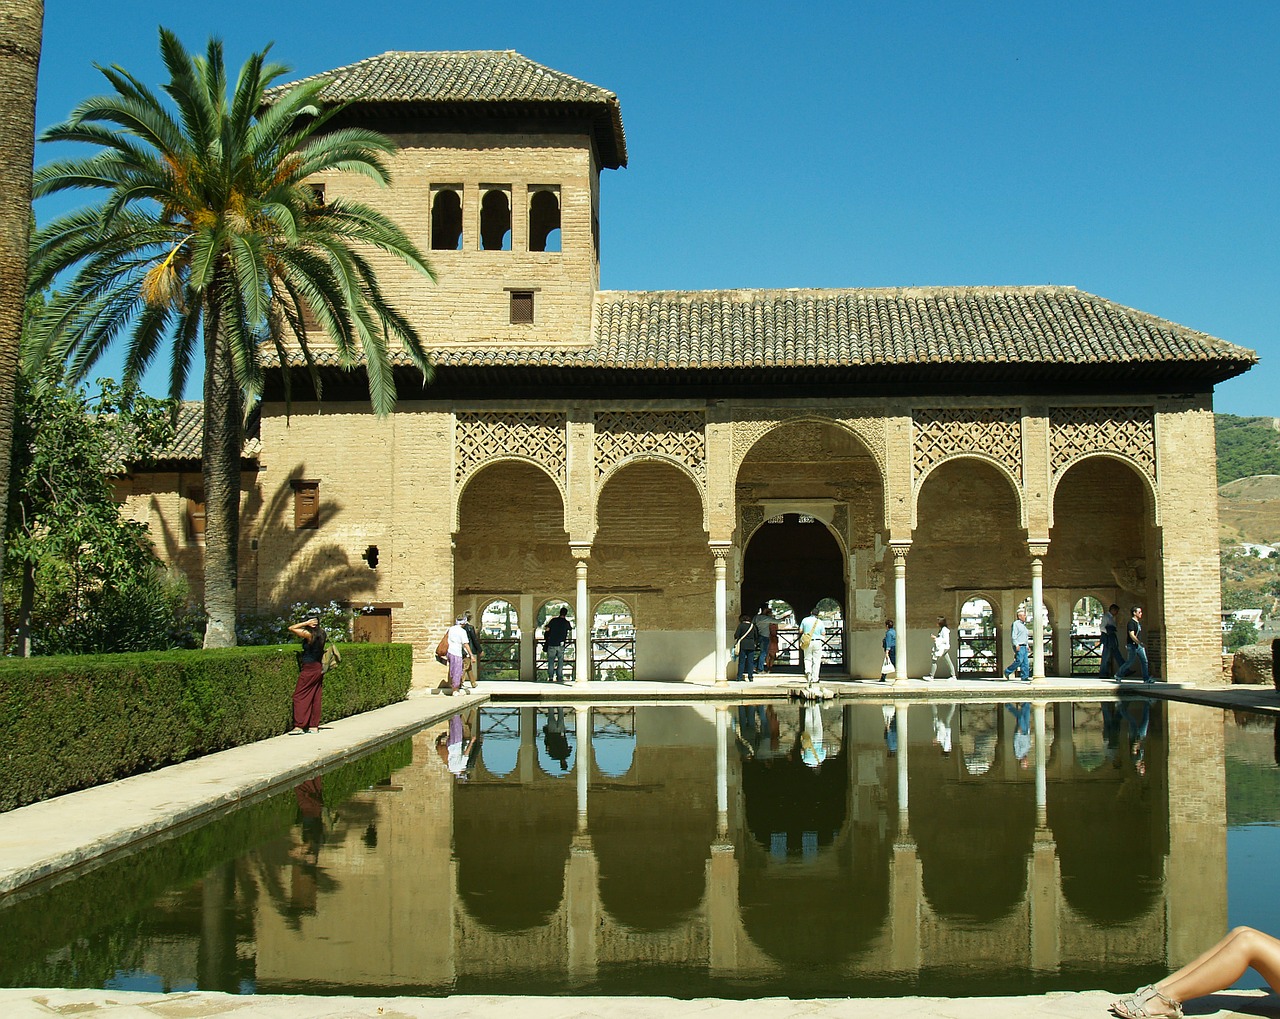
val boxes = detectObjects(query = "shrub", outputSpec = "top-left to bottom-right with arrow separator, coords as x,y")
0,642 -> 412,812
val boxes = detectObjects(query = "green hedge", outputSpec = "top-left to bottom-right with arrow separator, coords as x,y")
0,642 -> 412,812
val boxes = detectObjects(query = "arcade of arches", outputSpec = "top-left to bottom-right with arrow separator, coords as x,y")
426,400 -> 1210,682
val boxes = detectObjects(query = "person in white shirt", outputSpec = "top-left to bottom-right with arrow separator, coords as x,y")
927,616 -> 956,680
446,614 -> 473,694
799,609 -> 827,686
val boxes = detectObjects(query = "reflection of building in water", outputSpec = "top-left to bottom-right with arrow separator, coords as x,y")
245,701 -> 1224,992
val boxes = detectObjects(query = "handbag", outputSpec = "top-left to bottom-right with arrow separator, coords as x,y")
800,632 -> 812,650
435,633 -> 449,664
881,652 -> 894,676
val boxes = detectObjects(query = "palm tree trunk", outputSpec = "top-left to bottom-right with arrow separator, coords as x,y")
0,1 -> 44,650
201,289 -> 242,648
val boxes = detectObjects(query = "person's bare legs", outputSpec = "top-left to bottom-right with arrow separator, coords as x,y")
1157,926 -> 1280,1004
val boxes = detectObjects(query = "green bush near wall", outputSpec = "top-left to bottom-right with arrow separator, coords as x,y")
0,642 -> 412,812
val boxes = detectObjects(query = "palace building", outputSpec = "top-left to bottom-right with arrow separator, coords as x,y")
117,50 -> 1255,683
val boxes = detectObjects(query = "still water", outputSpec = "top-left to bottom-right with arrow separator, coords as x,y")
1,698 -> 1277,999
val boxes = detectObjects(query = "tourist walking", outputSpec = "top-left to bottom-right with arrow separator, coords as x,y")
882,619 -> 897,681
1003,608 -> 1031,681
752,605 -> 773,675
1111,925 -> 1280,1019
1099,602 -> 1124,678
926,616 -> 956,680
462,611 -> 482,685
734,613 -> 759,682
1114,605 -> 1152,683
446,614 -> 474,694
799,608 -> 827,686
543,607 -> 572,683
287,616 -> 327,734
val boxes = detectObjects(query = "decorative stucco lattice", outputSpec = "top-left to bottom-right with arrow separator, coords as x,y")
455,412 -> 567,493
913,408 -> 1023,484
740,504 -> 765,543
1050,407 -> 1156,483
595,410 -> 706,483
832,504 -> 849,546
731,412 -> 886,479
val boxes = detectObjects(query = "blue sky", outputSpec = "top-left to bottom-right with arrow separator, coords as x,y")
34,0 -> 1280,415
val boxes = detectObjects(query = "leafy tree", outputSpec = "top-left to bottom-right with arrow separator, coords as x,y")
4,370 -> 184,655
1216,414 -> 1280,484
1225,618 -> 1261,652
26,29 -> 434,648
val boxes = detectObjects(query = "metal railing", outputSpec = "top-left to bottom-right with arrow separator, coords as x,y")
1071,633 -> 1103,675
478,638 -> 520,681
773,625 -> 844,671
958,635 -> 1000,676
592,637 -> 635,680
533,640 -> 576,682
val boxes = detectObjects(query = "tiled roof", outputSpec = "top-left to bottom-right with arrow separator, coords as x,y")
122,402 -> 261,465
265,50 -> 627,168
268,286 -> 1256,382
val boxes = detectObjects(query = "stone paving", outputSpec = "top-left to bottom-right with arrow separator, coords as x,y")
3,677 -> 1280,1018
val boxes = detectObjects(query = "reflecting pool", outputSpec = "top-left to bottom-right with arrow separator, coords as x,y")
2,698 -> 1277,999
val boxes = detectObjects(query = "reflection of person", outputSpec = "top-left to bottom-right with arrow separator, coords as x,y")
927,616 -> 956,680
543,607 -> 572,683
437,709 -> 481,780
543,707 -> 571,770
752,606 -> 773,675
1006,701 -> 1032,767
1111,926 -> 1280,1019
932,703 -> 954,756
1102,701 -> 1125,768
1126,698 -> 1152,776
446,615 -> 473,694
291,776 -> 325,867
287,617 -> 326,734
882,704 -> 898,755
1003,609 -> 1030,682
799,608 -> 827,686
1115,605 -> 1152,683
800,702 -> 826,769
1099,603 -> 1124,678
882,619 -> 897,681
733,613 -> 759,682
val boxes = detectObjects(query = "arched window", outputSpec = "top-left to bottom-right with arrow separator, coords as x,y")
528,187 -> 561,252
1018,596 -> 1055,668
1071,596 -> 1107,675
592,598 -> 634,680
958,597 -> 999,676
535,599 -> 574,679
480,188 -> 511,250
478,599 -> 520,680
431,188 -> 462,250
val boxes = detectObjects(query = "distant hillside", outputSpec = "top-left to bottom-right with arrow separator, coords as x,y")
1216,414 -> 1280,484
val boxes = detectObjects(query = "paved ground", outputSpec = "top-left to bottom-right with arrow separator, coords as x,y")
2,987 -> 1278,1018
4,677 -> 1279,1018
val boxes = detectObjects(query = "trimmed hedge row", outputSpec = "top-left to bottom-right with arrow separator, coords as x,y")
0,642 -> 412,812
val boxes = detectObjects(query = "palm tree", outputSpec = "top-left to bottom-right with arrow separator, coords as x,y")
0,1 -> 45,649
27,29 -> 434,647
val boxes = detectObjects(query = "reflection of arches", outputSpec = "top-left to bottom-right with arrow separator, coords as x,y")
959,704 -> 1000,775
454,784 -> 574,931
1049,705 -> 1168,924
537,707 -> 575,777
592,707 -> 636,777
477,707 -> 520,777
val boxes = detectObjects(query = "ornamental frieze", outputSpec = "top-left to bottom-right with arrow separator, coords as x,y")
1049,407 -> 1156,484
912,408 -> 1023,484
594,410 -> 707,483
454,411 -> 567,495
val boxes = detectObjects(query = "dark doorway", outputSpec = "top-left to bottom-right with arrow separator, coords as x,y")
741,514 -> 846,670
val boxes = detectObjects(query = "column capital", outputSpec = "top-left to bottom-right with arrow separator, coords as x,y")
709,541 -> 733,562
1027,540 -> 1050,560
570,544 -> 592,563
889,539 -> 912,564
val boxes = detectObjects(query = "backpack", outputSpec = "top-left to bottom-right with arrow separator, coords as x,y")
321,642 -> 342,674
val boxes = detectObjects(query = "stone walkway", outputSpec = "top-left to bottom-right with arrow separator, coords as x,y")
2,987 -> 1277,1018
4,678 -> 1280,1018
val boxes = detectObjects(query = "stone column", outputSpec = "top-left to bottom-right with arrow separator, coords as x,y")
896,704 -> 910,822
518,593 -> 535,681
1029,541 -> 1049,680
572,546 -> 591,684
890,703 -> 920,973
1033,702 -> 1048,826
576,706 -> 592,831
891,541 -> 910,681
716,706 -> 729,834
712,543 -> 731,684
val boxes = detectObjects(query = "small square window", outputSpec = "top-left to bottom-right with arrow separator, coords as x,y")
510,290 -> 534,324
187,487 -> 206,544
292,479 -> 320,529
308,183 -> 326,206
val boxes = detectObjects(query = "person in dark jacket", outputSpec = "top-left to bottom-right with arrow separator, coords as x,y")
734,613 -> 759,682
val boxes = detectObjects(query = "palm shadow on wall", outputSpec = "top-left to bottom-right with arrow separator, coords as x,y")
148,461 -> 375,613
